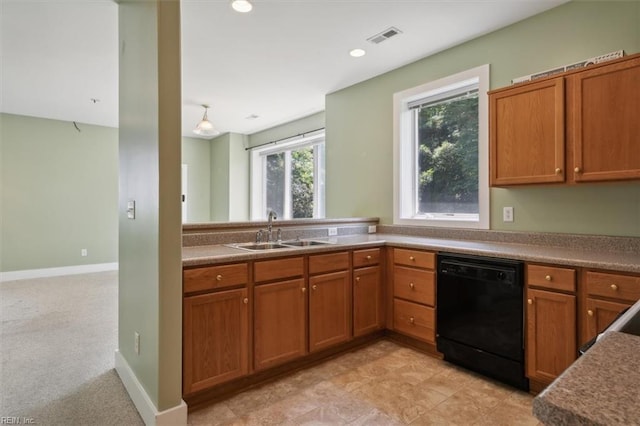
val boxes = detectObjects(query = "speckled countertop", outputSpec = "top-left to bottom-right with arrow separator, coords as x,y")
533,331 -> 640,425
182,233 -> 640,273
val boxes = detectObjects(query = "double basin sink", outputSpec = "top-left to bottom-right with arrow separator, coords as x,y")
228,239 -> 334,251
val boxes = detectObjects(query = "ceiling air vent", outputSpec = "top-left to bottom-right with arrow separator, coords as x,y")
367,27 -> 403,45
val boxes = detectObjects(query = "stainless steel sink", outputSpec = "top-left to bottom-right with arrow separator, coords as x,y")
228,242 -> 291,251
280,240 -> 333,247
228,239 -> 333,251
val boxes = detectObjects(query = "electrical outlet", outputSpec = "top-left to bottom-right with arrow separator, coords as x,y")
134,332 -> 140,355
503,206 -> 514,222
368,225 -> 377,234
81,248 -> 88,257
328,227 -> 338,236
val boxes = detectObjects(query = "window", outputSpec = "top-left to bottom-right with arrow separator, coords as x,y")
393,65 -> 489,228
250,130 -> 325,220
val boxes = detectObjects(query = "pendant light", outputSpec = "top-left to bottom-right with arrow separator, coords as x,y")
231,0 -> 253,13
193,104 -> 220,137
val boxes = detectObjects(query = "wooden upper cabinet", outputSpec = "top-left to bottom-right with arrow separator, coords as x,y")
490,54 -> 640,187
569,56 -> 640,182
490,77 -> 565,186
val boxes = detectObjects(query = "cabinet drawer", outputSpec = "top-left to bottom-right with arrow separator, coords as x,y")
393,248 -> 435,270
393,266 -> 435,306
353,248 -> 381,268
586,271 -> 640,303
309,251 -> 349,275
254,257 -> 304,283
527,264 -> 576,292
184,263 -> 248,293
393,298 -> 435,343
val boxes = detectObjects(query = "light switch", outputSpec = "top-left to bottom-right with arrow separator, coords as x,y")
127,200 -> 136,219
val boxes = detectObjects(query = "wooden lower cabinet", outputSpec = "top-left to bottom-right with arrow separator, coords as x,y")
183,288 -> 249,394
353,265 -> 383,337
309,270 -> 352,352
254,278 -> 307,371
585,298 -> 631,339
526,288 -> 576,384
580,270 -> 640,345
393,298 -> 435,343
390,248 -> 436,344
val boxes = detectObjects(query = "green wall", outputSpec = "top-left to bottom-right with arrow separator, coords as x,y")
228,132 -> 249,221
326,0 -> 640,236
0,113 -> 215,272
118,0 -> 182,411
210,133 -> 231,221
208,132 -> 250,222
182,136 -> 211,223
0,113 -> 118,272
248,111 -> 325,148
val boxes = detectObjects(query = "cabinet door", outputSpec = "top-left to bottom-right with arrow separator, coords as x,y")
309,270 -> 352,352
584,298 -> 631,343
353,266 -> 383,337
183,288 -> 249,394
490,78 -> 565,185
526,288 -> 576,384
254,279 -> 307,371
570,57 -> 640,182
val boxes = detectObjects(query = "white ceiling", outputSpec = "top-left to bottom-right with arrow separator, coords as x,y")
1,0 -> 568,138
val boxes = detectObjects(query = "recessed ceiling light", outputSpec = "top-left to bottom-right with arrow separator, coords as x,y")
349,48 -> 366,58
231,0 -> 253,13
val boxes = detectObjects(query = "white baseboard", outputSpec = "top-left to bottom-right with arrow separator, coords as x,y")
0,262 -> 118,282
115,350 -> 187,426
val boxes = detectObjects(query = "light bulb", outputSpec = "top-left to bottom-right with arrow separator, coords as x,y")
231,0 -> 253,13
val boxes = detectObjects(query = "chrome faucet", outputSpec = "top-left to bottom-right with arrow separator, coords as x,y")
267,210 -> 277,242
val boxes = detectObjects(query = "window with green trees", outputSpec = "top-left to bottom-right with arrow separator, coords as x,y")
394,65 -> 489,228
265,146 -> 316,218
251,132 -> 325,220
415,89 -> 479,215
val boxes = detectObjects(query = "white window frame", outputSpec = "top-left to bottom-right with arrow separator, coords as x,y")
393,64 -> 490,229
250,130 -> 325,220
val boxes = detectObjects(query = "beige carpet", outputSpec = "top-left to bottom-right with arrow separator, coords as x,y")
0,271 -> 143,425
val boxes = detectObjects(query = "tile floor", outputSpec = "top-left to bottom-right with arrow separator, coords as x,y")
188,340 -> 540,425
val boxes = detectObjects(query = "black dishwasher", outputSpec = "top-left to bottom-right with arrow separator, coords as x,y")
437,253 -> 528,390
